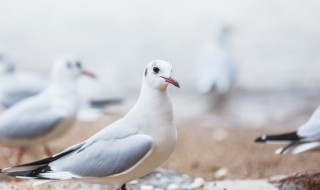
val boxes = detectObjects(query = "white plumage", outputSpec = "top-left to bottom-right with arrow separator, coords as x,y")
197,23 -> 236,95
0,56 -> 95,164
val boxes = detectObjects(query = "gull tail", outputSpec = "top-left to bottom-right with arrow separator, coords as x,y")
0,149 -> 74,174
255,131 -> 302,144
275,142 -> 320,155
0,144 -> 82,185
89,98 -> 123,109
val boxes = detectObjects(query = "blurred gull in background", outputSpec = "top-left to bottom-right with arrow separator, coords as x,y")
255,106 -> 320,154
0,56 -> 95,165
0,48 -> 48,108
0,60 -> 180,190
0,48 -> 122,121
197,22 -> 237,110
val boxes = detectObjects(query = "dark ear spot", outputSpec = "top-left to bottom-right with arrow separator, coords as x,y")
66,62 -> 72,69
7,64 -> 15,73
145,68 -> 148,76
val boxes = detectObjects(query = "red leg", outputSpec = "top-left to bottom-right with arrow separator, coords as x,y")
15,147 -> 25,165
43,144 -> 52,157
120,184 -> 126,190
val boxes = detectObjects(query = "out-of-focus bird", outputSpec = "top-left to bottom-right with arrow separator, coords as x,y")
0,56 -> 96,164
0,48 -> 122,120
0,49 -> 48,108
197,23 -> 237,95
0,60 -> 180,190
255,107 -> 320,154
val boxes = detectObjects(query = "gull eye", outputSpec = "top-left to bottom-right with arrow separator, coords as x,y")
76,61 -> 82,69
152,67 -> 160,74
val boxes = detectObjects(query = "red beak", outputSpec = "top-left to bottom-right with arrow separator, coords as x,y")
81,70 -> 96,79
161,76 -> 180,88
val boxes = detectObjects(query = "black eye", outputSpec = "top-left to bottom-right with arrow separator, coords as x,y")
153,67 -> 160,74
76,61 -> 82,69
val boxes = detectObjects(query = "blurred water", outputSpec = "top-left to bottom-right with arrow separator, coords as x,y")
0,0 -> 320,126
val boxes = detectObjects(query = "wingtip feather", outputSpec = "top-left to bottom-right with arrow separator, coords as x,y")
255,135 -> 267,143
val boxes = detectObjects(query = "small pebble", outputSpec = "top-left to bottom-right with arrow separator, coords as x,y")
190,177 -> 205,189
212,128 -> 228,141
215,167 -> 229,179
129,180 -> 138,185
141,184 -> 154,190
167,184 -> 179,190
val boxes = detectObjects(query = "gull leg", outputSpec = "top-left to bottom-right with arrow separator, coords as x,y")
120,184 -> 127,190
43,144 -> 52,157
15,147 -> 25,165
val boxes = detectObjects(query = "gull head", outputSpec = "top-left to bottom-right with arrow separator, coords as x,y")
52,56 -> 96,82
143,60 -> 180,90
0,49 -> 15,75
213,22 -> 232,42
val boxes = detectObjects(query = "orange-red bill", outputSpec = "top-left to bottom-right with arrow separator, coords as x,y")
81,70 -> 96,79
161,76 -> 180,88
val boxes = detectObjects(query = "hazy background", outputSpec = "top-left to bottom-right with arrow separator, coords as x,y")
0,0 -> 320,125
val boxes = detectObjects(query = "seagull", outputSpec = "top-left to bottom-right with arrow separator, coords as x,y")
0,49 -> 48,108
197,22 -> 236,95
255,107 -> 320,154
0,49 -> 121,122
0,60 -> 180,190
0,56 -> 95,164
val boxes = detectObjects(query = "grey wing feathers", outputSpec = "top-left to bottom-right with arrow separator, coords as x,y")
1,91 -> 39,108
1,142 -> 85,173
50,134 -> 153,177
0,107 -> 65,139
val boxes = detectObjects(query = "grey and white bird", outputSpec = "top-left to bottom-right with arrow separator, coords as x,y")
0,49 -> 119,121
0,60 -> 180,190
0,49 -> 48,108
197,23 -> 236,95
0,56 -> 95,164
255,107 -> 320,154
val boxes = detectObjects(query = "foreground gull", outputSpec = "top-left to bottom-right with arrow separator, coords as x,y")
0,56 -> 95,164
255,107 -> 320,154
0,60 -> 180,190
0,49 -> 48,108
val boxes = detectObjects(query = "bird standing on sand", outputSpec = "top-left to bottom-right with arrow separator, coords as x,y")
0,56 -> 95,164
197,23 -> 236,95
255,106 -> 320,154
0,60 -> 180,190
0,49 -> 48,108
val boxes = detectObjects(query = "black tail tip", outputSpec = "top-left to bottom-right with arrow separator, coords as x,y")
254,135 -> 267,143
